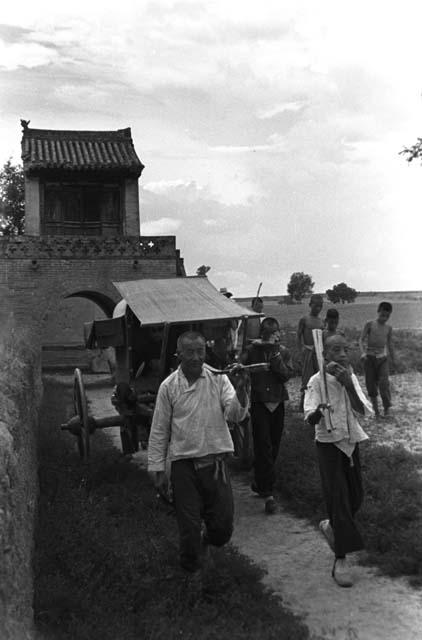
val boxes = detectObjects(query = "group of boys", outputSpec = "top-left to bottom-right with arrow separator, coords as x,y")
147,294 -> 396,589
298,295 -> 396,418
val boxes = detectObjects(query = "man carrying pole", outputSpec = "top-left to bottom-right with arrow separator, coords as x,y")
148,331 -> 249,579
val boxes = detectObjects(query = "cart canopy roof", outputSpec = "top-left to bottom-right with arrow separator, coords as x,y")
112,276 -> 261,326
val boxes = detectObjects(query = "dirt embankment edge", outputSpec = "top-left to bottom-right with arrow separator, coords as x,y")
0,323 -> 42,640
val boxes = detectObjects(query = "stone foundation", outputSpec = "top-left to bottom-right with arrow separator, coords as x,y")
0,323 -> 42,640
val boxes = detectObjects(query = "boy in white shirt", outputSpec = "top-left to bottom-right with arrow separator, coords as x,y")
304,334 -> 373,587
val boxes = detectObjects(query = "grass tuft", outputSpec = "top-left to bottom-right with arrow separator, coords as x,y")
34,380 -> 309,640
275,413 -> 422,586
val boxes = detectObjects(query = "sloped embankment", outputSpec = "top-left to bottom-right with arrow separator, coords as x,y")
0,326 -> 42,640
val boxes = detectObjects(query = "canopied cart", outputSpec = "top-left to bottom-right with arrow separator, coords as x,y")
61,277 -> 262,465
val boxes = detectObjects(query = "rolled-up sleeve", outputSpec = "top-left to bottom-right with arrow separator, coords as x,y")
303,375 -> 322,422
270,348 -> 293,382
220,375 -> 249,423
148,383 -> 172,472
351,374 -> 374,416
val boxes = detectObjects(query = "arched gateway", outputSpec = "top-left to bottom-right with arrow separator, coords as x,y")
0,123 -> 185,347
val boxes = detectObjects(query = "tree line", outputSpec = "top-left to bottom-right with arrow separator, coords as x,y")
198,266 -> 358,305
286,271 -> 358,304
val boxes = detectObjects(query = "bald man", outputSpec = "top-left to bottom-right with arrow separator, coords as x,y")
148,331 -> 249,575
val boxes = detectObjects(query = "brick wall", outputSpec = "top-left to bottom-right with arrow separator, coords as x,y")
1,235 -> 184,341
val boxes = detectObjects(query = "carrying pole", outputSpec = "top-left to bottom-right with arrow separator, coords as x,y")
312,329 -> 334,433
158,323 -> 170,384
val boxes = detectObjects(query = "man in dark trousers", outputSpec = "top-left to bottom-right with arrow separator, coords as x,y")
148,331 -> 249,576
241,317 -> 293,514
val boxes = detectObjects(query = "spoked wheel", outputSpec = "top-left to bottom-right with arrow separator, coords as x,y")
73,368 -> 90,461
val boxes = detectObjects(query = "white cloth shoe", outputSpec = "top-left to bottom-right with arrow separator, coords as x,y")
332,558 -> 353,587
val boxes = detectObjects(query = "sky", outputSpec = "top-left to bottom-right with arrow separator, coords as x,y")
0,0 -> 421,297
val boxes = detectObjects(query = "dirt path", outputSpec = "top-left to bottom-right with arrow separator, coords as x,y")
76,375 -> 422,640
231,476 -> 422,640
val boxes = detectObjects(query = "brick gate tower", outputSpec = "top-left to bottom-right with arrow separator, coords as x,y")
0,122 -> 185,340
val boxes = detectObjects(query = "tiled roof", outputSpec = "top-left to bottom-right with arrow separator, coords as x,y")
21,126 -> 144,175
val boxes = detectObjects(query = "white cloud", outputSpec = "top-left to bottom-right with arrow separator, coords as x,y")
141,217 -> 181,235
257,101 -> 305,119
0,40 -> 58,69
1,0 -> 422,293
346,267 -> 378,282
209,144 -> 261,154
209,134 -> 287,155
214,270 -> 249,282
143,180 -> 204,194
53,84 -> 111,108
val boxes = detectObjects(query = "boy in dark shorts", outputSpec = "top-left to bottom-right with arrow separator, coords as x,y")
359,301 -> 396,417
297,294 -> 324,411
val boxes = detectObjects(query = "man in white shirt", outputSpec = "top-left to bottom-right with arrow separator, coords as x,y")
148,331 -> 249,573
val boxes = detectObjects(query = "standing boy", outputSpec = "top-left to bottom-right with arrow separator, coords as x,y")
148,332 -> 249,575
359,301 -> 396,417
241,317 -> 293,514
245,296 -> 264,341
304,334 -> 372,587
297,294 -> 324,411
323,308 -> 340,343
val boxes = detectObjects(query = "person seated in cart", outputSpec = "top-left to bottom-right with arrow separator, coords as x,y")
205,336 -> 233,371
132,326 -> 164,388
148,331 -> 249,576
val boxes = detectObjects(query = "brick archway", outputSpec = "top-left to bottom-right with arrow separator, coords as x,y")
1,234 -> 184,344
64,290 -> 117,318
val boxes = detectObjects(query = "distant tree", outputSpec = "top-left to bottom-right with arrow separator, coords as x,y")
196,265 -> 211,277
0,160 -> 25,236
400,138 -> 422,163
287,272 -> 314,303
326,282 -> 358,304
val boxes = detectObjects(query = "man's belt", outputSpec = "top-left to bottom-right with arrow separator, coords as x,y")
192,454 -> 228,483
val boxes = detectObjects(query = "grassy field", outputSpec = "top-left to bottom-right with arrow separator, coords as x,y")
236,292 -> 422,374
237,289 -> 422,586
237,291 -> 422,331
33,287 -> 422,640
276,375 -> 422,587
34,380 -> 309,640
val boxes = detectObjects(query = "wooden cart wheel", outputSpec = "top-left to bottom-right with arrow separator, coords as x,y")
73,368 -> 90,461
